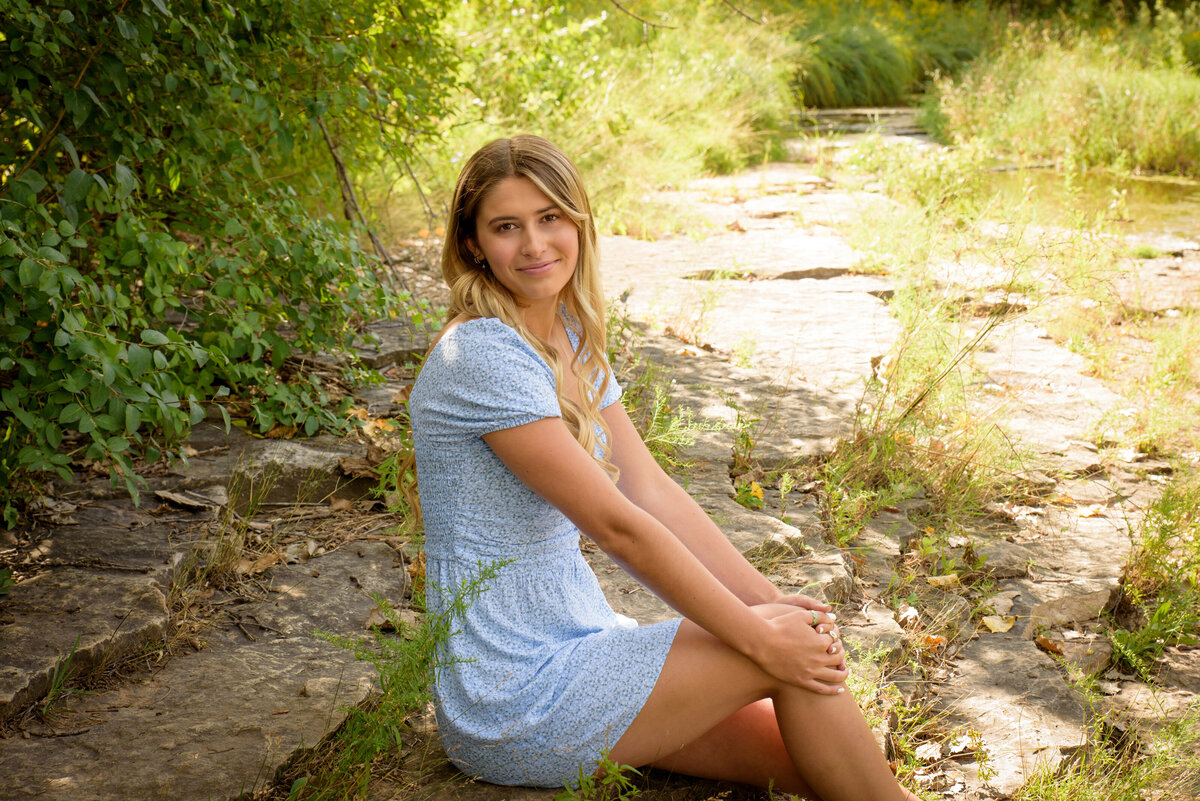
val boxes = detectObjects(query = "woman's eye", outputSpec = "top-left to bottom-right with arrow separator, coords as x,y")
543,213 -> 560,223
497,223 -> 516,232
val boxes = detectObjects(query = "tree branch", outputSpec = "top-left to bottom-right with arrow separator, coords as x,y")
720,0 -> 763,24
1,0 -> 132,200
608,0 -> 675,29
314,115 -> 411,299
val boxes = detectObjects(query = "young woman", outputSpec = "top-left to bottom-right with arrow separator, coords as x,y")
408,135 -> 919,801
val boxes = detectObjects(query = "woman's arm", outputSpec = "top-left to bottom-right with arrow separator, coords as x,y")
601,401 -> 827,611
483,417 -> 847,694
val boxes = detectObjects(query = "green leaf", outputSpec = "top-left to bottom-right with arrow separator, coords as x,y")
113,163 -> 136,199
140,329 -> 169,345
115,15 -> 137,40
17,259 -> 42,287
16,170 -> 47,194
59,403 -> 85,424
125,404 -> 141,434
37,246 -> 68,264
107,436 -> 130,452
62,168 -> 93,207
55,133 -> 80,169
127,343 -> 151,377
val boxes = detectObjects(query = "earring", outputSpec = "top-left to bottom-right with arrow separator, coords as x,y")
473,254 -> 487,269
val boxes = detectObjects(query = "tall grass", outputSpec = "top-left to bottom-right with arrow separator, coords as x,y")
929,5 -> 1200,175
773,0 -> 998,108
366,0 -> 1001,238
376,1 -> 797,237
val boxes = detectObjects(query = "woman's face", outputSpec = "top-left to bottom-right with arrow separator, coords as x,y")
467,176 -> 579,310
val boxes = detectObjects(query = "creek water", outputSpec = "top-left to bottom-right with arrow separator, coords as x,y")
981,167 -> 1200,240
796,106 -> 1200,241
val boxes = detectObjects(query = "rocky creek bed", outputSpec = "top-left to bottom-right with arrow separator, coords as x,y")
2,151 -> 1199,800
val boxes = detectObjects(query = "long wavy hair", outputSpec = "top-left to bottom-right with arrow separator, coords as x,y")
442,135 -> 617,479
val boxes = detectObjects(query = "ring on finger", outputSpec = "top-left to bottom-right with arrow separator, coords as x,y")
811,610 -> 819,626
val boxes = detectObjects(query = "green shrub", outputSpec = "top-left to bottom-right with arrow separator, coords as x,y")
0,0 -> 454,518
931,8 -> 1200,175
774,0 -> 996,108
384,1 -> 798,237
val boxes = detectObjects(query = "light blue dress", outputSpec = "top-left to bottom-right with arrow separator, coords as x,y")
408,316 -> 682,788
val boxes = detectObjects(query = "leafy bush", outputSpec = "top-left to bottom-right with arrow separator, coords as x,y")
1114,470 -> 1200,680
0,0 -> 455,520
397,1 -> 798,236
775,0 -> 996,108
930,8 -> 1200,175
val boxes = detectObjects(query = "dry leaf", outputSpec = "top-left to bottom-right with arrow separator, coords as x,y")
407,551 -> 426,595
1035,634 -> 1064,655
914,741 -> 943,763
1078,505 -> 1106,518
234,551 -> 281,576
981,615 -> 1016,633
897,605 -> 920,628
927,573 -> 960,589
364,605 -> 396,631
329,497 -> 354,512
264,424 -> 298,439
920,634 -> 947,650
726,219 -> 746,232
339,456 -> 377,479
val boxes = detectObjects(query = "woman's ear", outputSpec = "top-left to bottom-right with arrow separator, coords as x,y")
465,238 -> 481,262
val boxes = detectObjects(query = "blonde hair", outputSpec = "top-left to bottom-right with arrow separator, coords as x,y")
442,135 -> 617,479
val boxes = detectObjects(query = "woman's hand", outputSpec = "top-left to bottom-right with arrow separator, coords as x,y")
771,592 -> 832,614
750,607 -> 850,695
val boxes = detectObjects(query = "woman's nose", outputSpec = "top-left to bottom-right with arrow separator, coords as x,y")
520,226 -> 545,256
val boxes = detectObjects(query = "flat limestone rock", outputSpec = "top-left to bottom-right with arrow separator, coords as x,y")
166,425 -> 374,509
638,332 -> 853,464
1023,589 -> 1113,640
938,634 -> 1087,796
353,318 -> 434,369
250,541 -> 411,639
32,499 -> 189,574
841,600 -> 904,662
975,538 -> 1035,579
0,637 -> 375,801
0,568 -> 167,723
970,321 -> 1126,452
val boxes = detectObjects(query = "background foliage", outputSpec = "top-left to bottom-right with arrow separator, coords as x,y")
6,0 -> 1200,526
0,0 -> 455,522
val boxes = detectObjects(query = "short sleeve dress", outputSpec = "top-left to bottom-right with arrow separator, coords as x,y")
408,316 -> 682,788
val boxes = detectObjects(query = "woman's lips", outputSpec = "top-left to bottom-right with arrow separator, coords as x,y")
518,259 -> 557,275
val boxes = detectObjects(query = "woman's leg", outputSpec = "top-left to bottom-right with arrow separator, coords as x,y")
608,606 -> 919,801
647,699 -> 810,795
